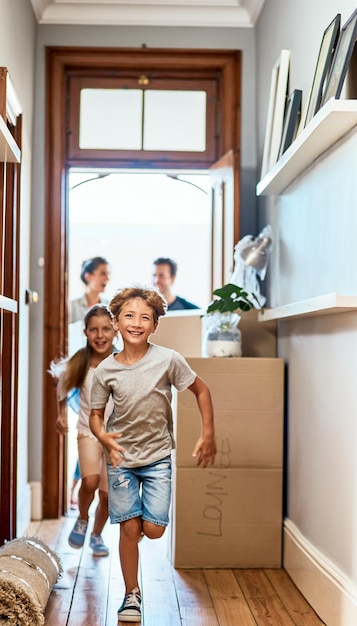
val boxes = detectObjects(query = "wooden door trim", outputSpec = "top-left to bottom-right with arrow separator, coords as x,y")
0,118 -> 21,544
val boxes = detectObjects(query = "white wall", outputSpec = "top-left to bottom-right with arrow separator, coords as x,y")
0,0 -> 36,534
256,2 -> 357,624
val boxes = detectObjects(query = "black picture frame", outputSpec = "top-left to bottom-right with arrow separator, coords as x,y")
278,89 -> 302,158
304,14 -> 341,128
321,8 -> 357,106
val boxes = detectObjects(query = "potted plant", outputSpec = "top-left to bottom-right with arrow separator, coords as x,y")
204,283 -> 262,357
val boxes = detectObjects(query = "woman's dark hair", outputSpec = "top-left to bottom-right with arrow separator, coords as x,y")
80,256 -> 109,285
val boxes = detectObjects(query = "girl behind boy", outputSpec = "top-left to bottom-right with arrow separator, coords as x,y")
54,304 -> 117,556
89,286 -> 216,622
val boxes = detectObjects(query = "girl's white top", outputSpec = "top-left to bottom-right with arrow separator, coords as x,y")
77,367 -> 114,440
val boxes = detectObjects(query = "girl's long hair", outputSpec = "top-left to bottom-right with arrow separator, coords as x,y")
50,304 -> 112,400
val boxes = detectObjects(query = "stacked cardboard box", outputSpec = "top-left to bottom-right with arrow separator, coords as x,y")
170,357 -> 284,568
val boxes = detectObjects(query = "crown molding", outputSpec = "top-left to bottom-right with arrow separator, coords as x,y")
29,0 -> 266,27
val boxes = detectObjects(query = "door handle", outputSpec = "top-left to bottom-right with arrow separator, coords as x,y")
25,289 -> 40,305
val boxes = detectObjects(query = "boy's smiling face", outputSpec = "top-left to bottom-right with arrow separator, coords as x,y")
114,297 -> 157,345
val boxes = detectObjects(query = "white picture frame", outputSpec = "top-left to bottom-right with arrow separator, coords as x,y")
261,49 -> 291,177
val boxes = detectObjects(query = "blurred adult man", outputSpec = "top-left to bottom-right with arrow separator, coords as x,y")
152,257 -> 200,311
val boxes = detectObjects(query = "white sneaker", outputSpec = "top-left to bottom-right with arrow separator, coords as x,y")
117,587 -> 141,622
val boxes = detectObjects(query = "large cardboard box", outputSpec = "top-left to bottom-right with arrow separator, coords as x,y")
175,357 -> 284,468
170,357 -> 284,568
170,467 -> 282,568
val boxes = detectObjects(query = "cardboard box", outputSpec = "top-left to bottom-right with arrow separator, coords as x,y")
170,357 -> 284,568
152,309 -> 204,357
239,309 -> 277,358
175,357 -> 284,468
170,467 -> 282,568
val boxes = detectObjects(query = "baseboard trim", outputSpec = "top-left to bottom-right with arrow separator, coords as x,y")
284,519 -> 357,626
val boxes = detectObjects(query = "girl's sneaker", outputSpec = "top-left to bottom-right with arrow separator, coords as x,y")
117,587 -> 141,622
89,533 -> 109,556
68,518 -> 88,548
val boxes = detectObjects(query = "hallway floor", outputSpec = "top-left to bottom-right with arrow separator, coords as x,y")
27,514 -> 326,625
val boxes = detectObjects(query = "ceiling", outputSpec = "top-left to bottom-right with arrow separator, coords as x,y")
29,0 -> 266,28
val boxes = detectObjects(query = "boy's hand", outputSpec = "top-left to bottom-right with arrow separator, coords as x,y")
192,435 -> 216,468
99,432 -> 126,468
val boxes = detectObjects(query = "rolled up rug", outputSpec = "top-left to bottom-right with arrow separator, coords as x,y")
0,536 -> 62,626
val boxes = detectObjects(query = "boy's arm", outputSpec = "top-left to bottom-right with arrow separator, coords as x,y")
89,408 -> 126,468
187,375 -> 216,468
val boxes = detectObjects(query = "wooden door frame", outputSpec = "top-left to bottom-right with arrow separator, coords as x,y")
0,66 -> 22,543
43,46 -> 241,518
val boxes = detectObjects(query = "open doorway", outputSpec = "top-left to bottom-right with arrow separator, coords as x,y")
66,168 -> 211,510
68,170 -> 211,309
43,46 -> 241,518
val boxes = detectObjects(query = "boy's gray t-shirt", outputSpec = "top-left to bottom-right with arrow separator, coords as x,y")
91,343 -> 196,467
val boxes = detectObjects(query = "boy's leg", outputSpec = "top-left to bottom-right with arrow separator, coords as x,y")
119,516 -> 143,593
142,519 -> 165,539
141,455 -> 172,534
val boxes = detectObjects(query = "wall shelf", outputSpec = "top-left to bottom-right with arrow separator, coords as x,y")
0,295 -> 18,313
0,115 -> 21,162
257,99 -> 357,196
258,293 -> 357,322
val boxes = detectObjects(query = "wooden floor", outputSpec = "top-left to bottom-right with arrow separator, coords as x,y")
26,513 -> 326,626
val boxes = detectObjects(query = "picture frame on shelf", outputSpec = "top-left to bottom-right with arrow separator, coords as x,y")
304,13 -> 341,128
260,49 -> 290,178
321,8 -> 357,106
260,65 -> 279,178
278,89 -> 302,158
296,88 -> 310,136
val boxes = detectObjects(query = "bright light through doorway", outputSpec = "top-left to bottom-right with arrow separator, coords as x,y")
68,170 -> 211,309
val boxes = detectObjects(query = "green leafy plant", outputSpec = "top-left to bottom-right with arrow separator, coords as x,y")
206,283 -> 262,315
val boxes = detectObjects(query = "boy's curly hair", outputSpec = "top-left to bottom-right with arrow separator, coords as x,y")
109,286 -> 167,323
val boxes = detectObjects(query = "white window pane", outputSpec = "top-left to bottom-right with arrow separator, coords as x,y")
79,89 -> 142,149
144,91 -> 206,151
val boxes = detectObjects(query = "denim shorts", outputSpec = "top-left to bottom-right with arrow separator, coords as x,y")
107,455 -> 172,526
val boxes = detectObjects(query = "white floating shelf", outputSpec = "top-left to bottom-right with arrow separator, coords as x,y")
258,293 -> 357,322
257,99 -> 357,196
0,115 -> 21,163
0,294 -> 18,313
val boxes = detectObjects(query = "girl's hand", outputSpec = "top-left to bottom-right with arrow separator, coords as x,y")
192,435 -> 217,468
56,414 -> 68,435
100,432 -> 126,468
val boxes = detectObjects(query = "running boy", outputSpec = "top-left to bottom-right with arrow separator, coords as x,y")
89,286 -> 216,622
